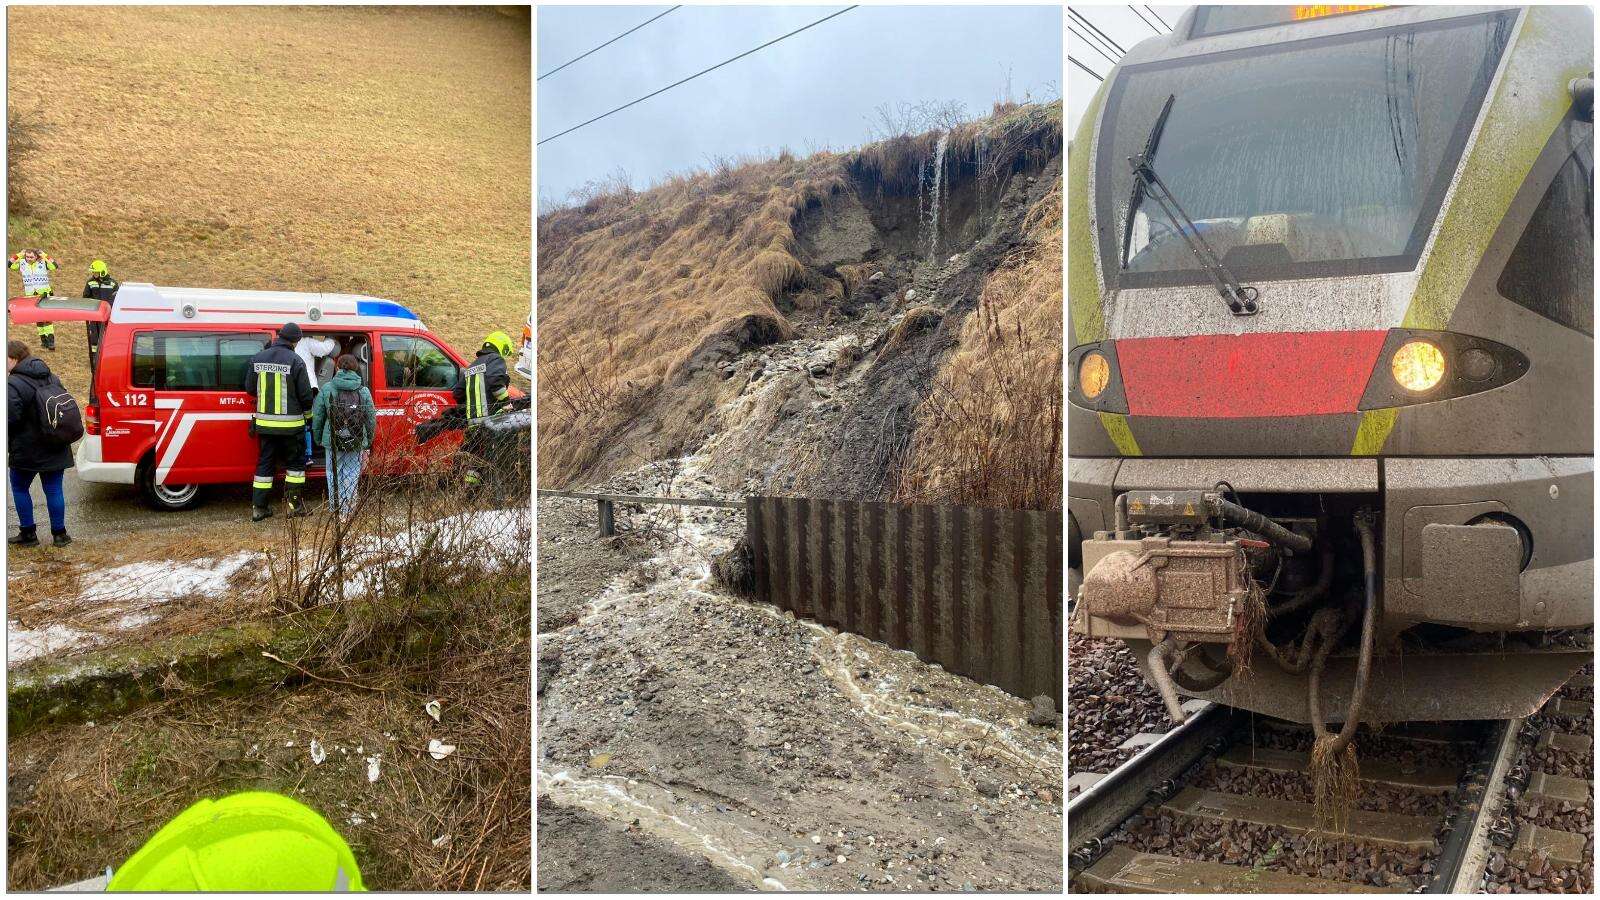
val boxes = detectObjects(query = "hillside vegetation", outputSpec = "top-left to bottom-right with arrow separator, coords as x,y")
538,101 -> 1062,508
7,5 -> 531,398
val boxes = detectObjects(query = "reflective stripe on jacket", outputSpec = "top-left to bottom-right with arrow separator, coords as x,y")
453,348 -> 509,424
243,339 -> 314,430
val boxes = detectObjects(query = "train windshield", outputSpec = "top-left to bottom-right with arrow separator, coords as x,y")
1099,10 -> 1514,287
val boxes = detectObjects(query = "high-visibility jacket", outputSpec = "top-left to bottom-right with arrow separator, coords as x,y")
9,254 -> 57,296
244,338 -> 315,432
453,347 -> 510,424
83,274 -> 120,302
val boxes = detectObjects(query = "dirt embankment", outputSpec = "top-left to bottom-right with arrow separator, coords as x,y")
537,103 -> 1062,506
535,476 -> 1063,892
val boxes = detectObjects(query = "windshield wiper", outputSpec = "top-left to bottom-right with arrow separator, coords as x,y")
1123,94 -> 1259,316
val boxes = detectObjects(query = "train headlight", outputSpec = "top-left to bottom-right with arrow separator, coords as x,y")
1079,352 -> 1111,399
1391,340 -> 1445,393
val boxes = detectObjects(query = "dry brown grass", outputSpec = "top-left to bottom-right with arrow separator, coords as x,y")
896,179 -> 1063,510
537,102 -> 1060,488
7,6 -> 531,400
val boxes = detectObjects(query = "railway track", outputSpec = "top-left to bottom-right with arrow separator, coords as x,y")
1068,670 -> 1594,893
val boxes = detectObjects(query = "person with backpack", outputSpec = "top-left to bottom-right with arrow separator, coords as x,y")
7,339 -> 81,546
310,354 -> 376,516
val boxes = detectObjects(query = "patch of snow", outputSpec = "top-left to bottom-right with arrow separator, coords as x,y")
8,621 -> 97,666
78,553 -> 257,605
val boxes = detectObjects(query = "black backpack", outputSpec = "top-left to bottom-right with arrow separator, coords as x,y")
329,387 -> 366,452
33,375 -> 83,447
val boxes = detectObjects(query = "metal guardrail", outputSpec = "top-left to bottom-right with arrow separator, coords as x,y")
536,489 -> 745,535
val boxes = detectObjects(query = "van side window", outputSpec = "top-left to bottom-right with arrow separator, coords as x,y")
1496,136 -> 1594,336
380,335 -> 458,390
132,332 -> 269,390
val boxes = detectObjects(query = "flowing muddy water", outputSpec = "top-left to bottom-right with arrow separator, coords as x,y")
535,458 -> 1062,891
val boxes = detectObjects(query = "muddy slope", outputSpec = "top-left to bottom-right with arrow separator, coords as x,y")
535,465 -> 1062,891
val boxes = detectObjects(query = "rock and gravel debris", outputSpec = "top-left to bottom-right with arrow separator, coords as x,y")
1483,666 -> 1594,895
536,470 -> 1062,891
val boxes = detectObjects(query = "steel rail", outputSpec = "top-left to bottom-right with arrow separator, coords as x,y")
1067,701 -> 1233,871
1429,717 -> 1522,894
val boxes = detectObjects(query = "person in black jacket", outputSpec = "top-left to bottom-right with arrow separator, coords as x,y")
7,340 -> 73,546
453,332 -> 513,488
243,323 -> 315,522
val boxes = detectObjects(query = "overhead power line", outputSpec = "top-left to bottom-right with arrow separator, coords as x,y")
1069,55 -> 1104,82
1145,5 -> 1173,31
1067,11 -> 1123,62
538,6 -> 858,147
1129,5 -> 1164,35
538,5 -> 683,81
1069,24 -> 1119,68
1069,8 -> 1126,55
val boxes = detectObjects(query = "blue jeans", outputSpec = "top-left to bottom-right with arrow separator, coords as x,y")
325,449 -> 364,514
11,469 -> 66,533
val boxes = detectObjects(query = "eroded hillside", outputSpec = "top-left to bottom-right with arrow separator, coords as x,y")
537,102 -> 1062,508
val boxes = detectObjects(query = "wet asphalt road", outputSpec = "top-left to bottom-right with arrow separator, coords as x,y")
5,466 -> 256,541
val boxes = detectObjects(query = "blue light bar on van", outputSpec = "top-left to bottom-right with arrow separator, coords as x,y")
356,300 -> 419,320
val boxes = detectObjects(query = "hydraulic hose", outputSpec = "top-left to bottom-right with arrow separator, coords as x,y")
1214,497 -> 1313,553
1147,637 -> 1190,723
1307,514 -> 1380,752
1269,545 -> 1333,620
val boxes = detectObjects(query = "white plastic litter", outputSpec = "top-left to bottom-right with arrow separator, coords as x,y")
366,755 -> 382,783
310,740 -> 327,765
428,739 -> 456,761
425,700 -> 442,722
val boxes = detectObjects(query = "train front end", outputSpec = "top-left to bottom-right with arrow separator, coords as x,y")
1068,5 -> 1593,724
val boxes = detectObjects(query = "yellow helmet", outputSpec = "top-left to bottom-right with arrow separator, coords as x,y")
90,259 -> 109,275
483,331 -> 514,358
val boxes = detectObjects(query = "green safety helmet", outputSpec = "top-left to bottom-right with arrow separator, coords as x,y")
90,259 -> 109,275
483,330 -> 514,358
107,792 -> 364,891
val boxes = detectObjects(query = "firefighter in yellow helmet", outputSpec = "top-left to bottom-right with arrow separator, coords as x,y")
82,260 -> 120,361
9,248 -> 59,351
452,331 -> 513,487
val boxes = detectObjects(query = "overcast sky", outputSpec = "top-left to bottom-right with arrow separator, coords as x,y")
1067,5 -> 1189,134
537,5 -> 1062,207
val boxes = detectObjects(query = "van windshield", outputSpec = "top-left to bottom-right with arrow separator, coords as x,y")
1098,10 -> 1514,287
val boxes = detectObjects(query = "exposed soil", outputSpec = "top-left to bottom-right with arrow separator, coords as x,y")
535,802 -> 745,892
535,464 -> 1062,892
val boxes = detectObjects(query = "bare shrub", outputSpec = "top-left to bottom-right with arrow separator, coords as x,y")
896,179 -> 1063,511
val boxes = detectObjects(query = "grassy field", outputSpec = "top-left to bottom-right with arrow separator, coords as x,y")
7,5 -> 531,399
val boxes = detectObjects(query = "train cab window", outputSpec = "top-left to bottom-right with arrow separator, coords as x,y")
132,331 -> 269,391
1099,10 -> 1514,288
1496,137 -> 1594,336
380,334 -> 458,390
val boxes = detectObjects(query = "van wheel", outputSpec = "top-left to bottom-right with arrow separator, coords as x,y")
138,461 -> 203,511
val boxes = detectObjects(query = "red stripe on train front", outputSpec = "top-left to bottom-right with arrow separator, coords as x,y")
1116,330 -> 1388,418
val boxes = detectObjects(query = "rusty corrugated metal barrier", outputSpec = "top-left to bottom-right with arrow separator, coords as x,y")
746,497 -> 1062,706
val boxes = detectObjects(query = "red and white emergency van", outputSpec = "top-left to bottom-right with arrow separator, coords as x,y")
9,284 -> 479,510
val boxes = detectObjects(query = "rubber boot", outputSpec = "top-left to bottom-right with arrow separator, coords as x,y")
286,489 -> 311,518
9,526 -> 38,547
51,530 -> 71,547
252,505 -> 274,523
41,332 -> 55,352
